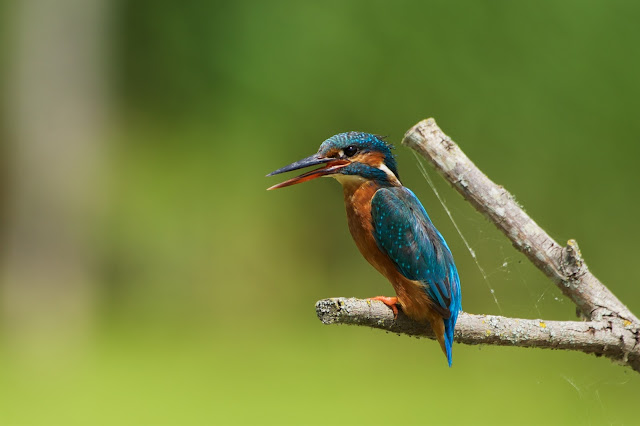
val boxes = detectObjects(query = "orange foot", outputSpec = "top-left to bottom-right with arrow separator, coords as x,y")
369,296 -> 399,319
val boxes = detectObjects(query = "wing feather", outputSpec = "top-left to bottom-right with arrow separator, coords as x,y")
371,187 -> 460,318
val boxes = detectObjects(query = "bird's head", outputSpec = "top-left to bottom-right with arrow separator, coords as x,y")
267,132 -> 400,190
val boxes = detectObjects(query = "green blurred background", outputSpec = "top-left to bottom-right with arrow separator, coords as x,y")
2,1 -> 640,424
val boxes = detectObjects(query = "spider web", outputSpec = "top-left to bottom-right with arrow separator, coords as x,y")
412,153 -> 574,317
413,152 -> 502,312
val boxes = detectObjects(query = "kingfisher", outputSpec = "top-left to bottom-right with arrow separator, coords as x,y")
267,132 -> 462,366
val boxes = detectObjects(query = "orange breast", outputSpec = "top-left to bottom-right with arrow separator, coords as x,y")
342,181 -> 439,325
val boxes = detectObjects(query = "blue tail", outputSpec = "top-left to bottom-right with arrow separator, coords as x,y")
444,312 -> 458,367
445,268 -> 462,367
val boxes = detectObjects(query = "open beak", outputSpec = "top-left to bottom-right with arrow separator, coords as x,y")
266,154 -> 349,190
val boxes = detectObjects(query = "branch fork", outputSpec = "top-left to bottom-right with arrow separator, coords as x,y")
315,118 -> 640,373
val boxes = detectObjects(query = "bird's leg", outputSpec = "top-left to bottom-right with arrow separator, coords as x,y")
368,296 -> 399,318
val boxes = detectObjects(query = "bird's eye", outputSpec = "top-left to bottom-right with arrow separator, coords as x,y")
344,146 -> 358,157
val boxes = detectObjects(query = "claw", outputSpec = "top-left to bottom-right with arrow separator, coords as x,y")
369,296 -> 399,319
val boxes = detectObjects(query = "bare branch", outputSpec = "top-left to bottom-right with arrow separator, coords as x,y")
316,298 -> 640,372
315,118 -> 640,373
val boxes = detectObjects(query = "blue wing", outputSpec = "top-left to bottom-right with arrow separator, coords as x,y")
371,186 -> 461,365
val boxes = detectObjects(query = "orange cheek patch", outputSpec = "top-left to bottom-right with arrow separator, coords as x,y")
353,151 -> 385,166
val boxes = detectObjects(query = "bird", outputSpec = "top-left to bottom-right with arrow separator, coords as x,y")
267,132 -> 461,366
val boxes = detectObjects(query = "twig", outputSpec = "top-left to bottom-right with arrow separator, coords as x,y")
315,118 -> 640,373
